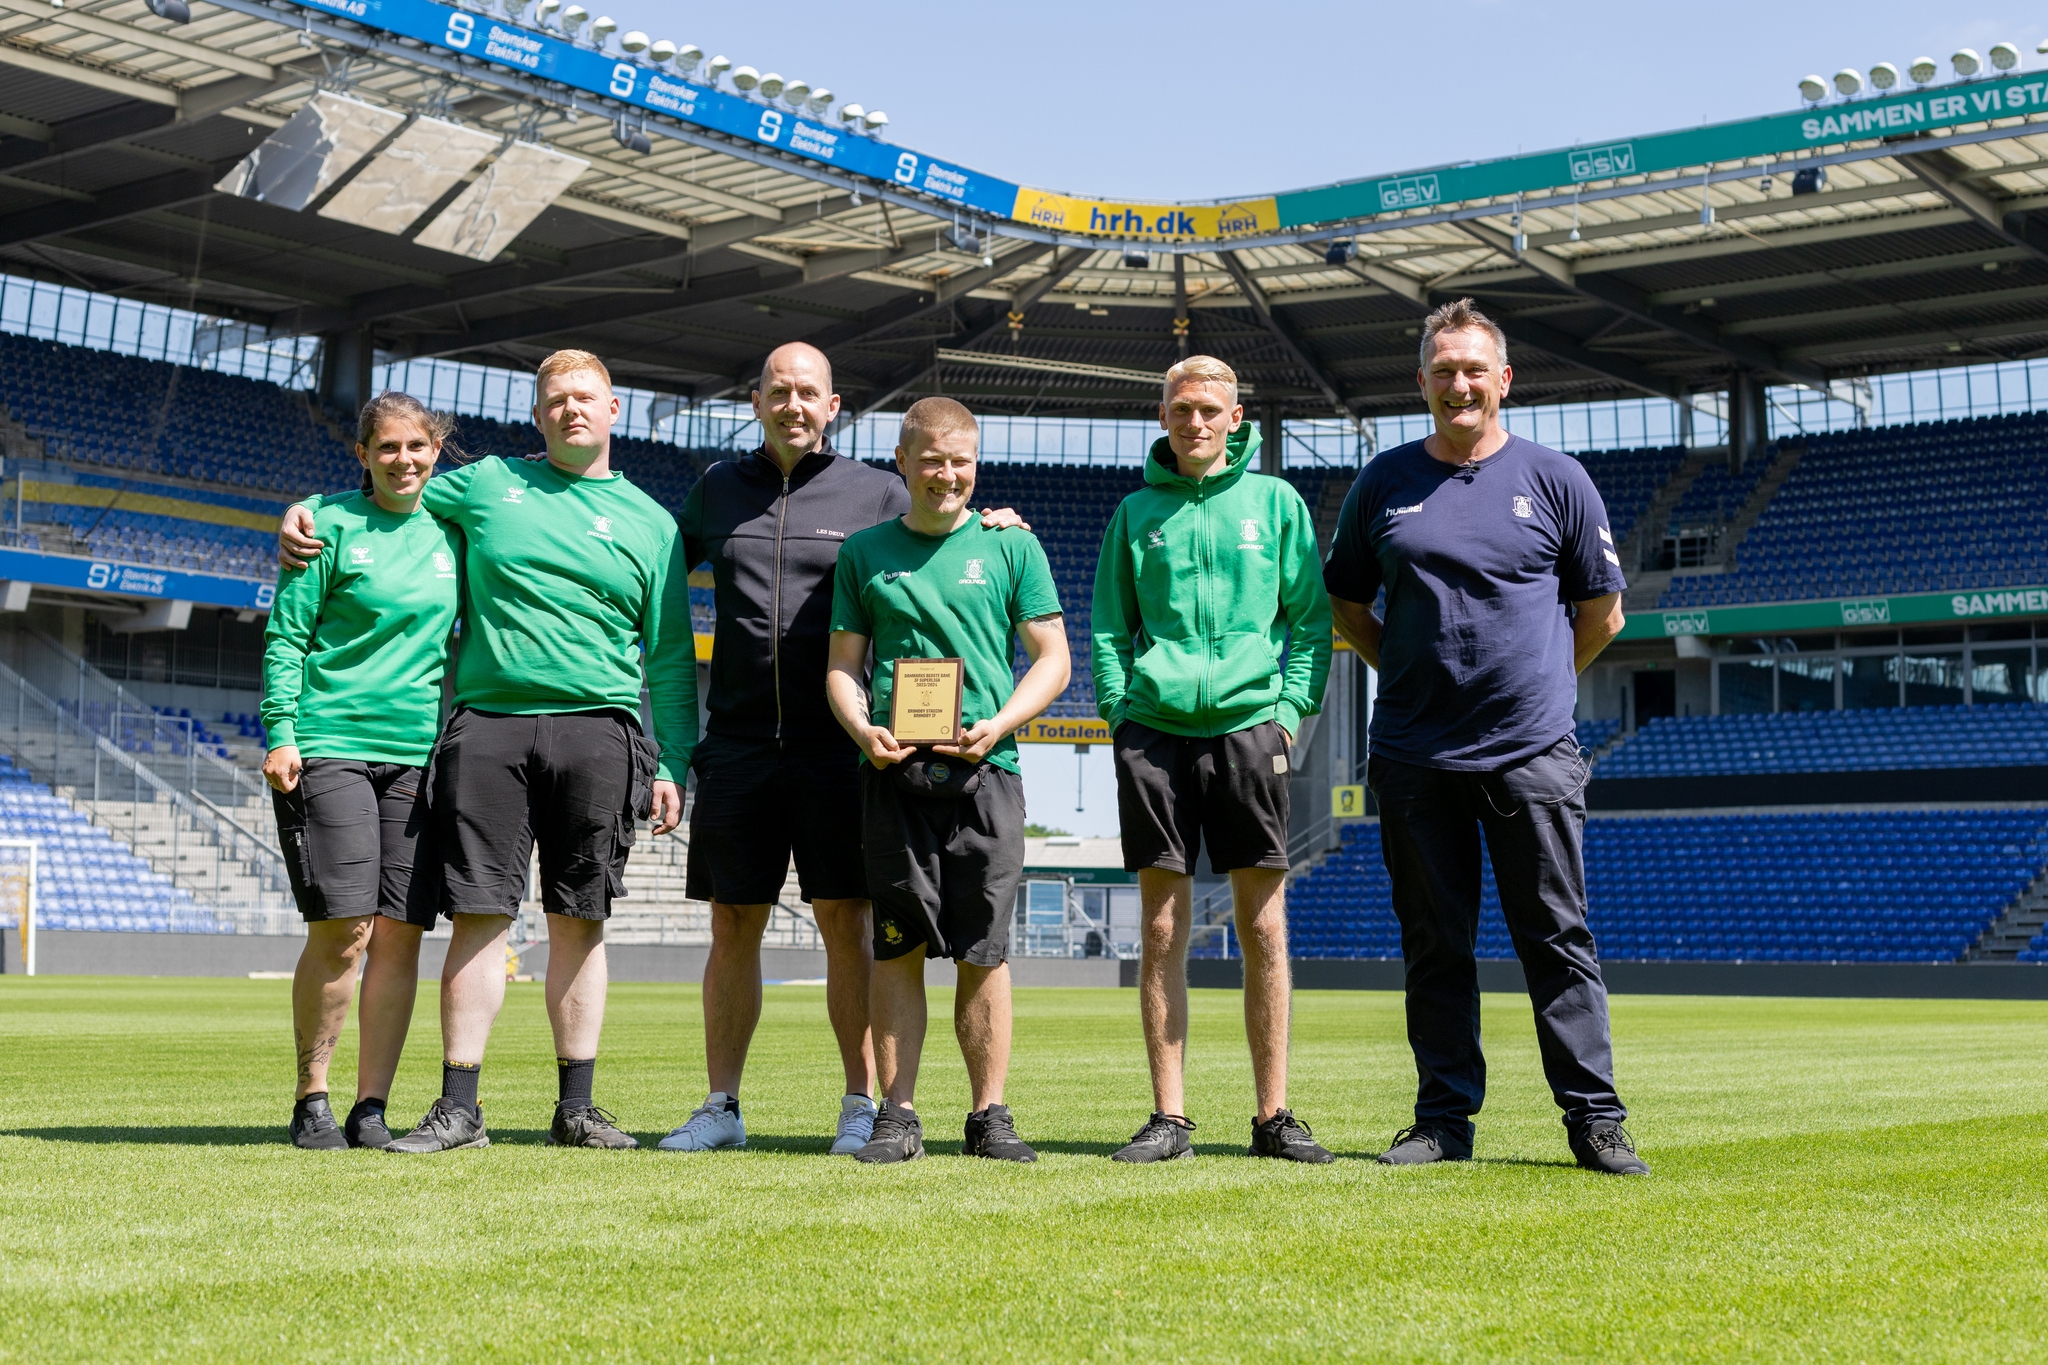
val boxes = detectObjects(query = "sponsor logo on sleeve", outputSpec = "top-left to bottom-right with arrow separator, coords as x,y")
1599,526 -> 1613,545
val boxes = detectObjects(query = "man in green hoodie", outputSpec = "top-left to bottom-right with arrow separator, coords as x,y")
1092,354 -> 1333,1164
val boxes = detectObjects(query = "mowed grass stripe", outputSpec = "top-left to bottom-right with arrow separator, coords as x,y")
1,979 -> 2044,1362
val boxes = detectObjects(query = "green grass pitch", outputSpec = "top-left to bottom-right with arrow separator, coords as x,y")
2,976 -> 2045,1362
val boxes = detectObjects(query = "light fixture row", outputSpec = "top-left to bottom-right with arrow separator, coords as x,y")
1800,42 -> 2036,102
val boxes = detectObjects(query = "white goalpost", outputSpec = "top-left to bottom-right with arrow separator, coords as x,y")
0,839 -> 39,977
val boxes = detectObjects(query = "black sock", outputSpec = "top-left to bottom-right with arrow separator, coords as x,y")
295,1091 -> 327,1112
557,1057 -> 595,1108
724,1093 -> 740,1113
348,1097 -> 387,1119
442,1062 -> 480,1109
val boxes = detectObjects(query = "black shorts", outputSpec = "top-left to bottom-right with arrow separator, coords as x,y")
432,708 -> 654,922
1114,718 -> 1292,875
685,733 -> 868,905
273,758 -> 439,927
860,763 -> 1025,966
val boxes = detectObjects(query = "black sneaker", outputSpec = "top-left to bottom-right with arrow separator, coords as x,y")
1249,1109 -> 1334,1164
1110,1112 -> 1196,1163
548,1104 -> 639,1149
1376,1121 -> 1473,1165
344,1101 -> 392,1150
854,1100 -> 925,1164
386,1096 -> 490,1154
962,1104 -> 1038,1163
289,1093 -> 347,1150
1570,1120 -> 1650,1176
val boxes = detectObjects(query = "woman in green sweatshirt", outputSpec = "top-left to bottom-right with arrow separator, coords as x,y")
262,391 -> 462,1151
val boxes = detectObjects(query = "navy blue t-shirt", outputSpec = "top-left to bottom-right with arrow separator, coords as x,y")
1323,434 -> 1626,771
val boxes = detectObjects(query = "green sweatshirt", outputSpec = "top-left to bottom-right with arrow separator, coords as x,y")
302,456 -> 698,780
261,493 -> 462,765
1091,426 -> 1331,738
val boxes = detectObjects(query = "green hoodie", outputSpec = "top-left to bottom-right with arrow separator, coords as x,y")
1091,426 -> 1331,738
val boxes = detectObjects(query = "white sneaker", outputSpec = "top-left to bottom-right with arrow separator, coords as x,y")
830,1093 -> 877,1156
657,1093 -> 746,1151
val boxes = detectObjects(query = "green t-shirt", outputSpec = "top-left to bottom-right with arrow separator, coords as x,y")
830,516 -> 1062,775
301,456 -> 698,781
261,492 -> 463,765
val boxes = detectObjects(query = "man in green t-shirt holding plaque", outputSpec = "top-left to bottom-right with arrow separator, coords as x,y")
825,397 -> 1070,1164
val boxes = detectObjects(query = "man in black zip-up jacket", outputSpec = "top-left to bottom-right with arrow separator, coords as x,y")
660,341 -> 1025,1157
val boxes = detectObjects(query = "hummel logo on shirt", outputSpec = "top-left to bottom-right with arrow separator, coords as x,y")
589,515 -> 614,542
1387,503 -> 1424,517
502,487 -> 526,504
349,546 -> 373,565
1598,526 -> 1614,545
1146,528 -> 1166,548
883,570 -> 911,583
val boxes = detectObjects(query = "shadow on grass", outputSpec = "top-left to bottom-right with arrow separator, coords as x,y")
3,1126 -> 280,1146
1472,1156 -> 1581,1170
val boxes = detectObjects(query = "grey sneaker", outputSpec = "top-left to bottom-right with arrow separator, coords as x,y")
1110,1112 -> 1195,1163
548,1104 -> 639,1149
386,1096 -> 490,1154
1249,1109 -> 1334,1164
963,1104 -> 1038,1163
344,1100 -> 393,1150
1376,1121 -> 1472,1165
854,1101 -> 925,1164
289,1094 -> 347,1151
1571,1120 -> 1649,1176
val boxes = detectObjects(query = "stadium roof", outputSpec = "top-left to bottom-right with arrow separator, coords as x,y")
7,0 -> 2048,426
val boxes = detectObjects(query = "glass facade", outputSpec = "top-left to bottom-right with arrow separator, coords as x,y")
1712,624 -> 2046,713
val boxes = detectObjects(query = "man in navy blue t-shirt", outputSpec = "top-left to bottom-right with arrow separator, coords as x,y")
1324,298 -> 1646,1176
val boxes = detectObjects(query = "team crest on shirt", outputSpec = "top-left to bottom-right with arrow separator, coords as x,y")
502,486 -> 526,504
432,550 -> 455,578
349,546 -> 373,566
959,558 -> 986,585
1513,495 -> 1534,519
1241,519 -> 1261,542
589,515 -> 614,542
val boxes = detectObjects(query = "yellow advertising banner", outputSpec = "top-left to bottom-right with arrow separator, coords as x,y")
1017,716 -> 1114,745
1009,189 -> 1279,242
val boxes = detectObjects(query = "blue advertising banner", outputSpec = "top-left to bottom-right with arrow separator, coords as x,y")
0,549 -> 275,613
285,0 -> 1022,218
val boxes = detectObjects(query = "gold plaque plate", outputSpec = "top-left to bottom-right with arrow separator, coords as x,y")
890,657 -> 965,745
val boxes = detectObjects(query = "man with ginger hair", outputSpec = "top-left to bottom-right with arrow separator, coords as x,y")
1092,354 -> 1332,1164
826,397 -> 1070,1164
278,349 -> 693,1152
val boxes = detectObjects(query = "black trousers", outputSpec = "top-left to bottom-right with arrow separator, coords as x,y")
1367,735 -> 1625,1143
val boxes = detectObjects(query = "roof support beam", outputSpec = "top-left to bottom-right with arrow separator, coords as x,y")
1896,150 -> 2048,265
0,164 -> 225,248
810,243 -> 1055,359
1486,312 -> 1679,400
395,263 -> 802,357
0,0 -> 277,79
1218,249 -> 1355,420
0,43 -> 178,104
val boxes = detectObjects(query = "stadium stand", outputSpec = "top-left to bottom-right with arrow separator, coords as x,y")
1662,412 -> 2048,608
1290,808 -> 2048,964
0,757 -> 209,932
1575,445 -> 1687,549
1594,706 -> 2048,778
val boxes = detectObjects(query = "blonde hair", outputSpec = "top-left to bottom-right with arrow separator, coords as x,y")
1419,298 -> 1509,369
1162,355 -> 1238,406
535,348 -> 613,391
898,396 -> 978,454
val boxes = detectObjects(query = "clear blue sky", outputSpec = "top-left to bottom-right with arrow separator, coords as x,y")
594,2 -> 2043,201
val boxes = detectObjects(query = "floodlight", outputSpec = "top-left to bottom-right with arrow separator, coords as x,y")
1122,248 -> 1150,269
1833,68 -> 1862,97
560,5 -> 587,33
1908,55 -> 1937,84
1868,62 -> 1898,90
1792,165 -> 1826,195
806,88 -> 833,115
143,0 -> 191,21
759,73 -> 784,99
862,109 -> 888,134
2039,40 -> 2048,55
1953,48 -> 1980,78
1990,42 -> 2021,71
619,29 -> 648,54
612,117 -> 651,154
674,44 -> 703,72
706,54 -> 730,80
839,103 -> 866,126
534,0 -> 559,20
731,65 -> 760,92
1798,74 -> 1827,103
589,15 -> 616,44
781,79 -> 809,108
1324,239 -> 1357,265
649,39 -> 675,64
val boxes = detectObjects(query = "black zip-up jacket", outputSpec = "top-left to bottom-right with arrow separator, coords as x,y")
679,443 -> 909,745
